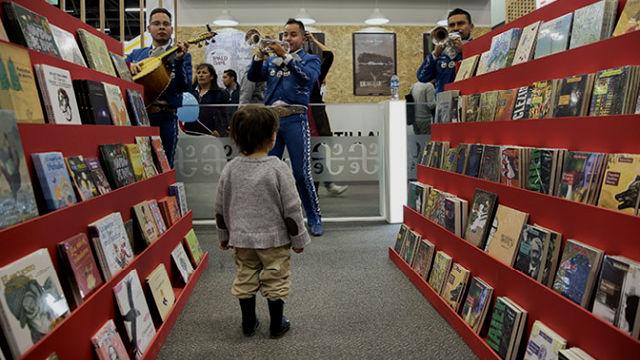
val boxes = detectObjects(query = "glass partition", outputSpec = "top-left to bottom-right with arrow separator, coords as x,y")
405,101 -> 431,181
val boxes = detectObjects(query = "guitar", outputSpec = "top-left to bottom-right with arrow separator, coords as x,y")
132,27 -> 216,105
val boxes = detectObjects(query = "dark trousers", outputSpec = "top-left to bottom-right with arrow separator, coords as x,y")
149,112 -> 178,168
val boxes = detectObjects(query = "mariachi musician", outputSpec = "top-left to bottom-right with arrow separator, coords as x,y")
127,8 -> 192,168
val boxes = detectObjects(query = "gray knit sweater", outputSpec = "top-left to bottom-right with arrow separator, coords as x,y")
215,155 -> 311,249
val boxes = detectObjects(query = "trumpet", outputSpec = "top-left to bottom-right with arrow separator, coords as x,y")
431,26 -> 462,47
247,34 -> 290,55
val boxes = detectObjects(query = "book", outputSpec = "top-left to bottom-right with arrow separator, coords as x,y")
478,91 -> 499,122
527,80 -> 556,119
124,144 -> 145,181
592,255 -> 636,326
184,229 -> 205,266
49,24 -> 87,67
172,243 -> 195,284
428,251 -> 453,295
89,212 -> 134,279
485,205 -> 529,266
58,233 -> 103,305
500,146 -> 523,187
486,28 -> 522,72
73,80 -> 113,125
408,181 -> 427,213
464,189 -> 498,249
589,66 -> 639,116
461,277 -> 494,333
0,17 -> 7,41
0,110 -> 39,229
150,136 -> 171,173
113,270 -> 156,359
553,74 -> 595,117
617,259 -> 640,337
110,53 -> 133,82
597,153 -> 640,215
570,0 -> 618,49
526,148 -> 557,194
0,249 -> 70,358
524,321 -> 567,360
402,230 -> 421,266
103,83 -> 131,126
514,225 -> 551,282
147,199 -> 167,234
127,89 -> 151,126
435,90 -> 459,124
419,142 -> 433,166
475,50 -> 492,76
169,182 -> 189,216
512,21 -> 541,65
133,201 -> 160,245
557,151 -> 605,204
534,13 -> 573,59
32,152 -> 78,211
393,224 -> 409,254
99,144 -> 136,189
463,94 -> 481,122
2,2 -> 60,57
454,144 -> 469,174
0,42 -> 45,123
442,148 -> 457,172
411,239 -> 436,280
442,263 -> 471,312
465,144 -> 484,177
512,85 -> 532,120
613,0 -> 640,36
553,239 -> 604,307
494,89 -> 517,121
487,297 -> 528,360
559,348 -> 596,360
454,55 -> 479,82
65,155 -> 99,201
145,264 -> 175,322
444,197 -> 467,237
84,156 -> 112,195
91,320 -> 130,360
135,136 -> 159,179
479,145 -> 501,182
34,64 -> 82,125
77,29 -> 116,77
162,196 -> 182,226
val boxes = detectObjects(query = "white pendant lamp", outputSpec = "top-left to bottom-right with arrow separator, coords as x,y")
213,9 -> 239,27
365,8 -> 389,25
296,8 -> 316,25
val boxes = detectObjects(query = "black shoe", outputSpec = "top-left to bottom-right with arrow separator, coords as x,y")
267,299 -> 291,339
239,297 -> 259,337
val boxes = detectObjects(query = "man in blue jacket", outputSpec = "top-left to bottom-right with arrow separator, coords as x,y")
247,19 -> 323,236
127,8 -> 192,167
417,8 -> 474,93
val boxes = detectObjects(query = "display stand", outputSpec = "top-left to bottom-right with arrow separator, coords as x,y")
0,1 -> 207,359
390,0 -> 640,358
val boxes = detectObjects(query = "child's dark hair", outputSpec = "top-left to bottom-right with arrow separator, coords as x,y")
230,105 -> 279,155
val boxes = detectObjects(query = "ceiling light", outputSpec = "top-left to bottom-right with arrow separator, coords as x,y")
213,9 -> 239,27
295,8 -> 316,25
125,7 -> 146,12
365,8 -> 389,25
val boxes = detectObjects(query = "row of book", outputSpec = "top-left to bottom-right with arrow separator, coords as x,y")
393,225 -> 598,360
0,109 -> 179,230
421,140 -> 640,216
406,183 -> 640,338
438,65 -> 640,124
455,0 -> 638,81
0,203 -> 202,360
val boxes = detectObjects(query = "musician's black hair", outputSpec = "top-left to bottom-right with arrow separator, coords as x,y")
448,8 -> 472,24
150,8 -> 172,21
285,18 -> 305,33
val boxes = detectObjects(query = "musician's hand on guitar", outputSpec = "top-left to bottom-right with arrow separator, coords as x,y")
175,41 -> 190,60
129,62 -> 142,75
268,43 -> 286,58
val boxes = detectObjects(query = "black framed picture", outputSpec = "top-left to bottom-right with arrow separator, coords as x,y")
352,32 -> 397,96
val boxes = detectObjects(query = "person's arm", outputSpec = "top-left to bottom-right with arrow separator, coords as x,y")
425,83 -> 436,110
247,57 -> 268,83
318,50 -> 334,83
277,164 -> 311,251
416,53 -> 438,83
284,54 -> 321,85
174,53 -> 192,93
214,170 -> 230,249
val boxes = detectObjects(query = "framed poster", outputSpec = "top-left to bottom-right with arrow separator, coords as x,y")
352,32 -> 397,96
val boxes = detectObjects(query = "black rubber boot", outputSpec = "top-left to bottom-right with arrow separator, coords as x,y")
239,296 -> 259,336
267,299 -> 290,339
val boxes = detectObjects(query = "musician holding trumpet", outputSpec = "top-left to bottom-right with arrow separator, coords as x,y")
417,8 -> 474,93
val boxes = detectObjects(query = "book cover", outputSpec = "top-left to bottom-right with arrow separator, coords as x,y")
110,53 -> 133,82
443,197 -> 458,234
461,277 -> 494,333
442,263 -> 471,312
419,142 -> 433,166
172,243 -> 195,284
454,55 -> 479,82
65,155 -> 99,201
494,89 -> 517,121
394,225 -> 409,254
435,91 -> 455,124
618,260 -> 640,337
91,320 -> 130,360
454,144 -> 469,174
411,239 -> 435,280
528,80 -> 556,119
464,189 -> 498,249
2,2 -> 60,57
150,136 -> 171,173
540,228 -> 563,287
441,148 -> 457,172
428,251 -> 453,295
479,91 -> 499,122
597,153 -> 640,215
553,74 -> 595,117
77,29 -> 116,77
557,152 -> 603,203
0,17 -> 7,41
485,205 -> 529,266
526,148 -> 556,194
524,321 -> 567,360
32,152 -> 78,211
169,182 -> 189,216
84,156 -> 112,195
402,230 -> 421,266
49,24 -> 87,67
475,50 -> 492,76
99,144 -> 136,189
58,233 -> 103,303
479,145 -> 501,182
486,28 -> 522,72
127,90 -> 151,126
408,181 -> 426,213
486,297 -> 521,360
80,80 -> 113,125
162,196 -> 181,226
465,144 -> 484,177
534,13 -> 573,59
0,110 -> 39,229
124,144 -> 145,181
147,199 -> 167,234
184,228 -> 205,266
429,142 -> 444,168
103,83 -> 131,126
514,225 -> 550,282
512,21 -> 541,65
133,201 -> 160,245
512,86 -> 532,120
145,264 -> 175,322
113,270 -> 156,359
589,66 -> 632,116
553,239 -> 604,307
34,64 -> 82,125
135,136 -> 159,179
0,42 -> 45,123
613,0 -> 640,36
463,94 -> 481,122
89,212 -> 134,279
570,0 -> 614,49
500,147 -> 522,187
0,249 -> 70,358
592,255 -> 632,326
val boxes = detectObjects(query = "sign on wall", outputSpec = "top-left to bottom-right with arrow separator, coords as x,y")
352,32 -> 397,96
204,29 -> 253,88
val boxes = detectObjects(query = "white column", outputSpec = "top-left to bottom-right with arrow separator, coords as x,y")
383,100 -> 407,224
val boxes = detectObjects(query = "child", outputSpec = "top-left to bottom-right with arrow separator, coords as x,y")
215,105 -> 311,338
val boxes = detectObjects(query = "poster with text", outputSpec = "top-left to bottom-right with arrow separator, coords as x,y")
205,29 -> 253,88
352,33 -> 396,96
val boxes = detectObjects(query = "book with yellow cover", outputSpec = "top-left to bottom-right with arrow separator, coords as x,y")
124,144 -> 145,181
455,55 -> 479,82
442,263 -> 471,312
0,42 -> 44,123
184,229 -> 204,266
613,0 -> 640,36
145,264 -> 175,322
428,251 -> 453,295
597,153 -> 640,215
485,205 -> 529,266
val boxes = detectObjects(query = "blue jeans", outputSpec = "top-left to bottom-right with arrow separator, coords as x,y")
269,113 -> 321,226
149,112 -> 178,168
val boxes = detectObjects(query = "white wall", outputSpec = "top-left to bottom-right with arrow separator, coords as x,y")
177,0 -> 492,27
491,0 -> 505,26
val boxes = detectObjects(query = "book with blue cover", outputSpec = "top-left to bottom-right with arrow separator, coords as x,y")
32,151 -> 77,211
534,13 -> 573,59
486,28 -> 522,72
465,145 -> 484,177
553,239 -> 604,307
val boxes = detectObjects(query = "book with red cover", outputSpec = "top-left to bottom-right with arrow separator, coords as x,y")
150,136 -> 171,173
91,320 -> 130,360
158,197 -> 178,227
58,233 -> 104,305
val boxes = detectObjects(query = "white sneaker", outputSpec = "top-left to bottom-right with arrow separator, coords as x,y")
326,183 -> 348,196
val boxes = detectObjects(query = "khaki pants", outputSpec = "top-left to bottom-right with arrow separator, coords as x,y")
232,245 -> 291,300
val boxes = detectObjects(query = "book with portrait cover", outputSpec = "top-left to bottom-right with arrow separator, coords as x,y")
428,251 -> 453,295
464,189 -> 498,249
454,55 -> 479,82
524,321 -> 567,360
0,110 -> 39,229
557,151 -> 605,204
110,53 -> 133,82
145,264 -> 175,322
592,255 -> 635,326
124,144 -> 145,182
127,90 -> 151,126
135,136 -> 159,179
65,155 -> 99,201
89,212 -> 134,279
113,270 -> 156,359
618,259 -> 640,337
393,224 -> 409,254
463,94 -> 481,122
147,199 -> 167,234
412,239 -> 435,280
172,243 -> 195,284
0,249 -> 70,358
133,201 -> 160,245
84,156 -> 112,196
479,145 -> 501,182
103,83 -> 131,126
34,64 -> 82,125
49,24 -> 87,67
500,146 -> 522,187
32,151 -> 78,211
534,13 -> 573,59
57,233 -> 103,305
77,29 -> 116,77
478,90 -> 499,122
0,42 -> 45,123
184,229 -> 205,266
597,153 -> 640,215
512,21 -> 541,65
169,182 -> 189,216
570,0 -> 618,49
150,136 -> 171,173
99,144 -> 136,189
465,144 -> 484,177
442,263 -> 471,312
461,277 -> 494,334
613,0 -> 640,36
402,230 -> 421,266
512,85 -> 532,120
2,2 -> 60,58
487,28 -> 522,72
487,297 -> 528,360
528,80 -> 556,119
553,74 -> 595,117
91,320 -> 130,360
514,225 -> 551,282
494,89 -> 517,121
485,205 -> 529,266
553,239 -> 604,307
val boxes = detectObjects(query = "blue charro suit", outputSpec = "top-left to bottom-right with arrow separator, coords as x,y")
416,50 -> 461,94
248,49 -> 322,227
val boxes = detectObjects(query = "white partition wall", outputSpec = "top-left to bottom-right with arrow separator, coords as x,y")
383,100 -> 407,224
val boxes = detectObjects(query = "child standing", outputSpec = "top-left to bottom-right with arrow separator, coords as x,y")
215,105 -> 311,338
